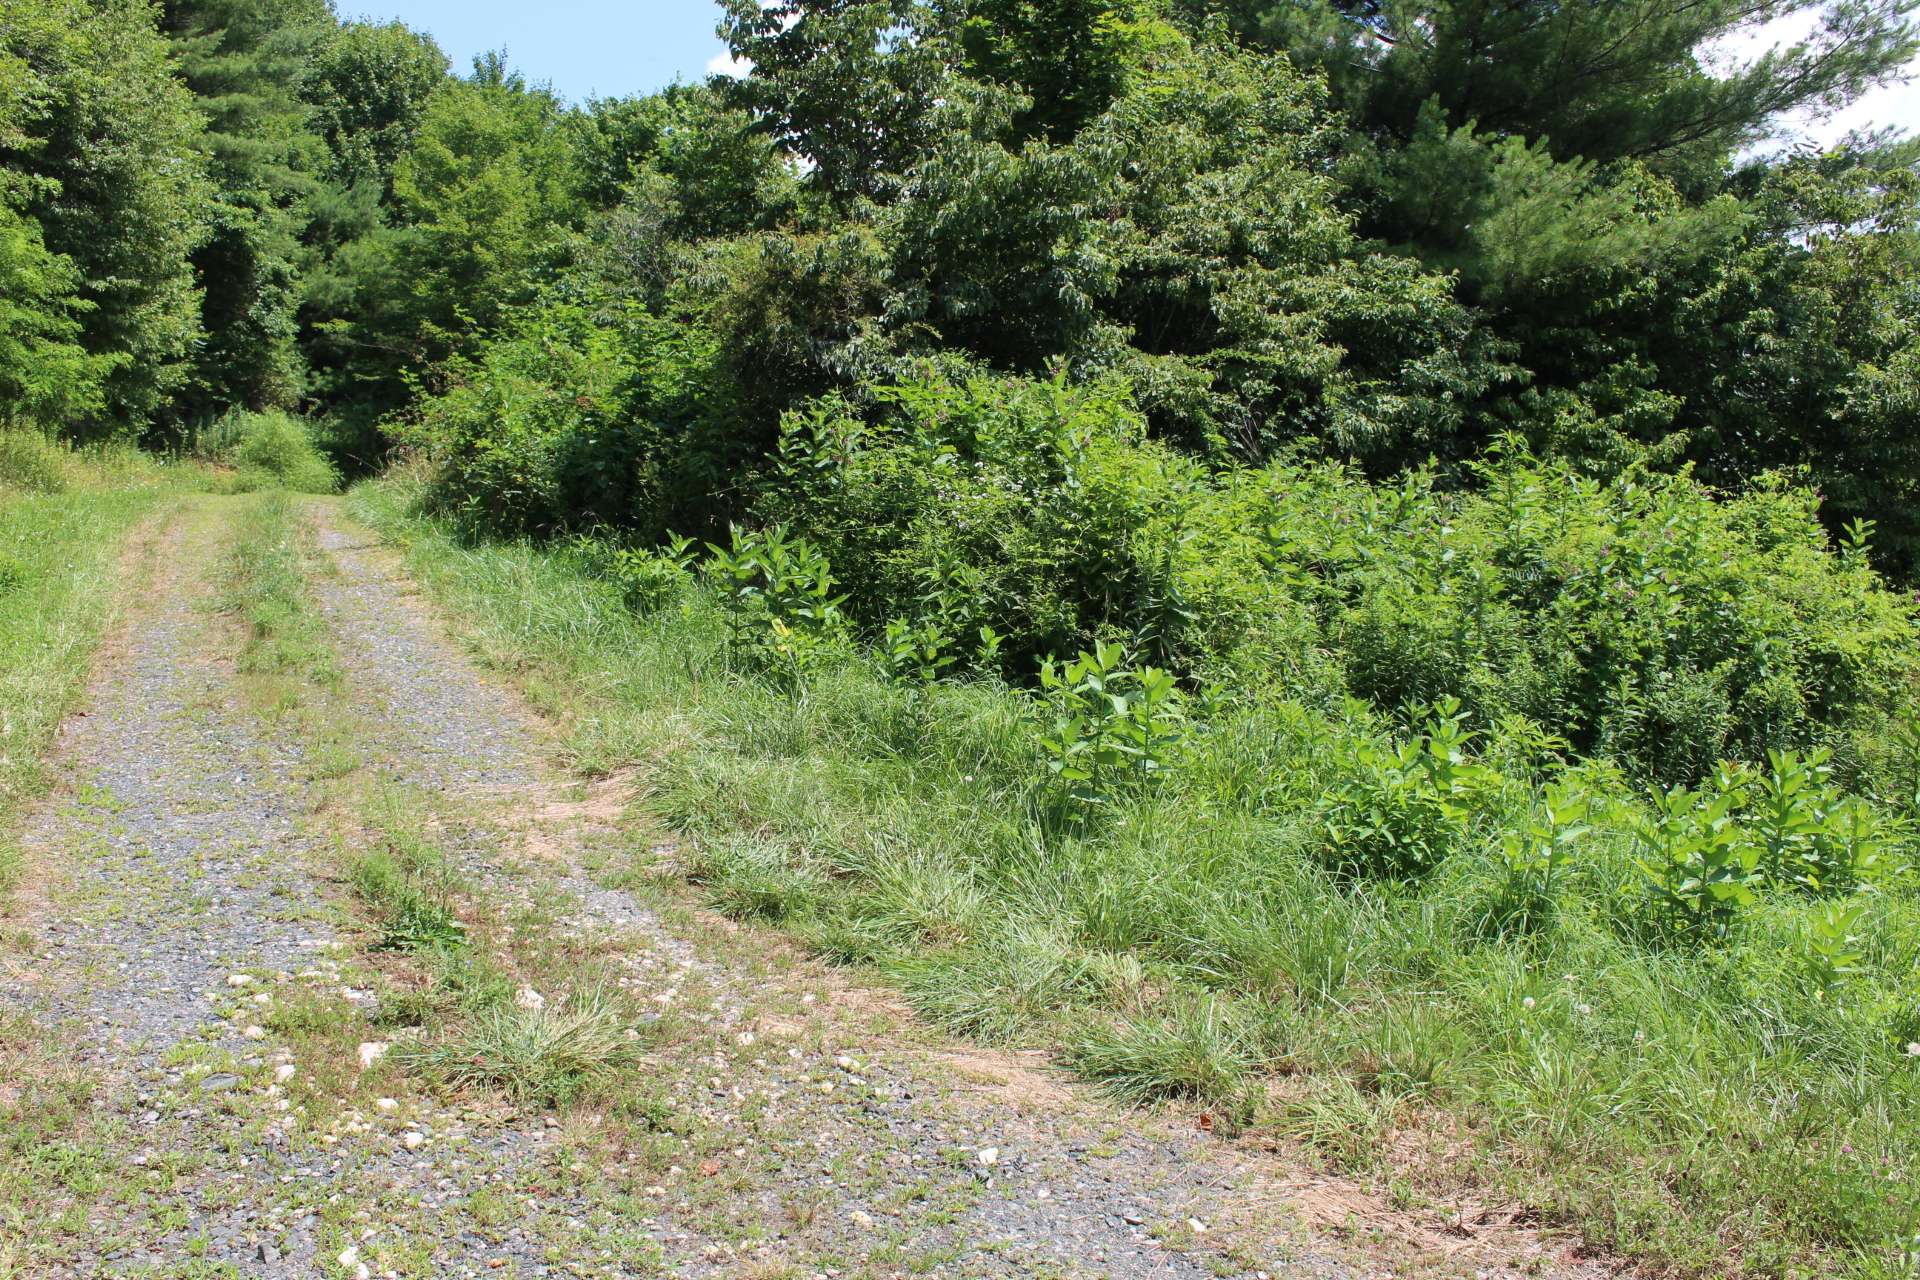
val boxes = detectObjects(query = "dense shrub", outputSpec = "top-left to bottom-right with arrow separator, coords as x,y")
407,345 -> 1920,789
201,410 -> 340,494
396,299 -> 641,535
754,373 -> 1920,789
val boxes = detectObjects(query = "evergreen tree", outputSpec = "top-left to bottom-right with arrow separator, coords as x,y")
0,0 -> 211,437
160,0 -> 335,427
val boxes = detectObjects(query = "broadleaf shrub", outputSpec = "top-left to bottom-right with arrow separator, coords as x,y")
406,342 -> 1920,793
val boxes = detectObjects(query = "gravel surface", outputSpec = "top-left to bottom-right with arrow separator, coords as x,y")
3,497 -> 1608,1280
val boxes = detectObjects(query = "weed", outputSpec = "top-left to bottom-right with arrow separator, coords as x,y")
398,983 -> 642,1105
1031,640 -> 1187,811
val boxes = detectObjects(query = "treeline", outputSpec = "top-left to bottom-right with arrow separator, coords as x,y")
2,2 -> 1918,530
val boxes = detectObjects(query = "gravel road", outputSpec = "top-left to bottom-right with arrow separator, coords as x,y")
1,496 -> 1608,1280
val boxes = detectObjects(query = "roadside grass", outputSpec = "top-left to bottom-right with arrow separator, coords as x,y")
349,471 -> 1920,1280
0,433 -> 197,897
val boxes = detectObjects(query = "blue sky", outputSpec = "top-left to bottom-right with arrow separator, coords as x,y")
357,0 -> 1916,144
346,0 -> 731,103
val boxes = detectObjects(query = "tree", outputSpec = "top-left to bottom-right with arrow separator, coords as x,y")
161,0 -> 336,426
940,0 -> 1166,141
0,17 -> 113,427
721,0 -> 952,207
579,83 -> 795,234
302,54 -> 586,429
0,0 -> 211,437
1218,0 -> 1920,180
303,19 -> 449,196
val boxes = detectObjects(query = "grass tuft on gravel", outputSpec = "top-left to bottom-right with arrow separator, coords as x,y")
396,983 -> 642,1106
222,492 -> 340,696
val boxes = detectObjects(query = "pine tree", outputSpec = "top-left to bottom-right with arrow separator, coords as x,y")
0,0 -> 211,437
161,0 -> 335,426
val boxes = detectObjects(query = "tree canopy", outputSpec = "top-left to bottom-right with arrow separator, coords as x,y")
1,0 -> 1919,563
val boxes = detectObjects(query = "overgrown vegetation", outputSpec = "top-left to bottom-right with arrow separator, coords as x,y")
199,411 -> 340,495
355,472 -> 1920,1280
12,0 -> 1920,1273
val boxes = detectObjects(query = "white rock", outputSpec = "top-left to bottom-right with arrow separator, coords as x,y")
402,1131 -> 425,1149
274,1063 -> 297,1083
513,985 -> 546,1011
976,1147 -> 999,1167
227,974 -> 254,987
356,1041 -> 388,1070
375,1097 -> 397,1112
242,1025 -> 267,1040
337,1246 -> 358,1268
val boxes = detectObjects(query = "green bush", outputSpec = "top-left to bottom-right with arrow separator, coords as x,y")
203,410 -> 340,494
1317,698 -> 1498,882
402,341 -> 1920,791
758,375 -> 1920,790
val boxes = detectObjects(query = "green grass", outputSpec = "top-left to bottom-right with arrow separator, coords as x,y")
348,470 -> 1920,1280
0,433 -> 196,891
395,984 -> 641,1106
220,492 -> 340,695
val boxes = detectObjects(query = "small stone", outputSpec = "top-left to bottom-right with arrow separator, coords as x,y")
242,1025 -> 267,1040
274,1063 -> 297,1083
1122,1212 -> 1144,1226
849,1209 -> 874,1230
375,1097 -> 397,1112
514,985 -> 546,1011
227,974 -> 254,987
257,1243 -> 279,1263
357,1041 -> 388,1070
1188,1217 -> 1208,1234
200,1073 -> 241,1094
337,1246 -> 359,1269
976,1147 -> 999,1166
402,1131 -> 425,1149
